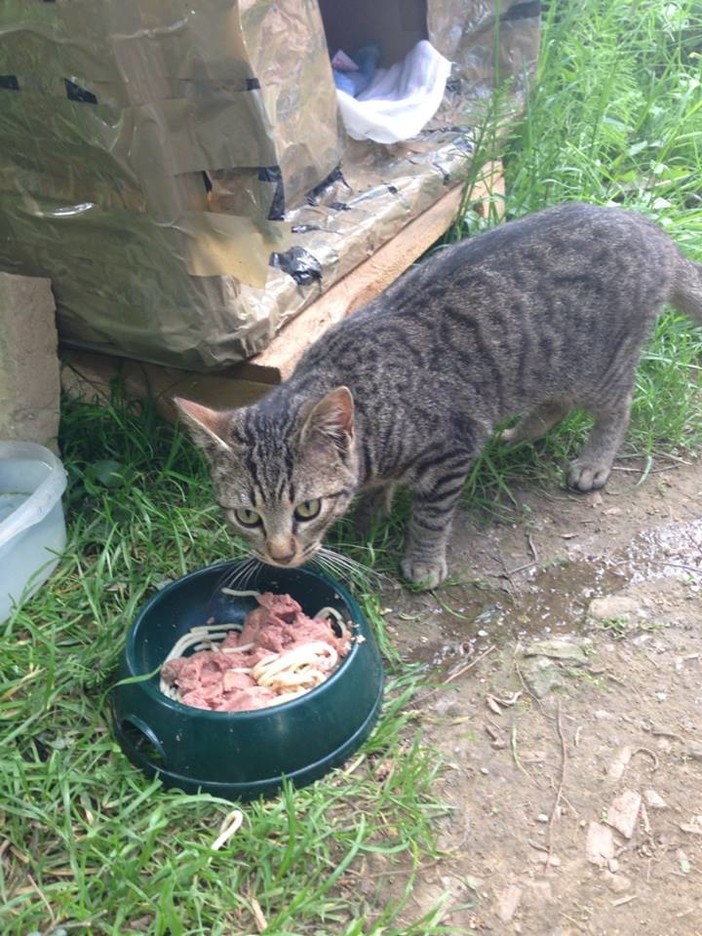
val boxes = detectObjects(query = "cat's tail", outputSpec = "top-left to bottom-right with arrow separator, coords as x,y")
671,255 -> 702,324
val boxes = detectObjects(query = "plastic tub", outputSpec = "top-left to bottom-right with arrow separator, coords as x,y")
0,441 -> 67,622
112,560 -> 385,800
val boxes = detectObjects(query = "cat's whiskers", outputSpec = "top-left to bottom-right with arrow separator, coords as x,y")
220,556 -> 264,593
314,546 -> 385,588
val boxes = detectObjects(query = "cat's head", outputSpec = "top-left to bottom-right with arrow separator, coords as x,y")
174,387 -> 359,568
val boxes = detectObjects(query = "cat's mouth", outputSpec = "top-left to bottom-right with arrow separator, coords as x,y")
255,544 -> 318,569
262,555 -> 303,568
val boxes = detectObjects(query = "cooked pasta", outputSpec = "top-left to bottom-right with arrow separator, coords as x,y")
159,590 -> 353,712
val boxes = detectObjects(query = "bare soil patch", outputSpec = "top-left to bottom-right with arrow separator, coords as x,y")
379,455 -> 702,935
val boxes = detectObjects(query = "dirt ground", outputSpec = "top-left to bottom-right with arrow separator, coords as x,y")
377,454 -> 702,935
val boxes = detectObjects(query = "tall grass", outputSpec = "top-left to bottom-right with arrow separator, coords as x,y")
456,0 -> 702,510
506,1 -> 702,220
2,2 -> 702,933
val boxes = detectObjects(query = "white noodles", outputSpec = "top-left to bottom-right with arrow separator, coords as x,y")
159,592 -> 352,709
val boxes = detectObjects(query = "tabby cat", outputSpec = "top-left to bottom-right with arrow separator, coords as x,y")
176,203 -> 702,589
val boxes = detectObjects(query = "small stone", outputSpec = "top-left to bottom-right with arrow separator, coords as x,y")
521,659 -> 565,697
523,639 -> 589,663
607,745 -> 633,780
530,851 -> 561,867
496,885 -> 523,923
594,709 -> 616,721
606,790 -> 642,839
680,815 -> 702,836
588,595 -> 639,622
526,880 -> 553,905
586,821 -> 615,866
602,870 -> 632,894
643,789 -> 668,810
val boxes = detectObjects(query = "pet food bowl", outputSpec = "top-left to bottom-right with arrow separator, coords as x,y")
111,560 -> 384,800
0,441 -> 67,623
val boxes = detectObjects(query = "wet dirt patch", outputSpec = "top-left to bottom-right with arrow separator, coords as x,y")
377,457 -> 702,934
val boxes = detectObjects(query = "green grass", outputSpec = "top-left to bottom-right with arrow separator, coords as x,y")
3,2 -> 702,932
2,396 -> 451,936
452,0 -> 702,515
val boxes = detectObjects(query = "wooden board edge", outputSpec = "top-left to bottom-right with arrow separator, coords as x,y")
239,159 -> 505,382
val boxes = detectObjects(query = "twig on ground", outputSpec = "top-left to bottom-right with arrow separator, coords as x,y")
510,722 -> 535,783
496,549 -> 518,588
526,533 -> 539,564
632,747 -> 660,771
249,894 -> 268,934
512,655 -> 548,715
499,531 -> 541,582
505,559 -> 537,579
612,894 -> 638,908
548,701 -> 568,857
649,728 -> 685,744
443,644 -> 497,684
586,667 -> 627,687
27,873 -> 55,926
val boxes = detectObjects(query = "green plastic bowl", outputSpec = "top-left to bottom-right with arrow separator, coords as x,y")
111,561 -> 384,800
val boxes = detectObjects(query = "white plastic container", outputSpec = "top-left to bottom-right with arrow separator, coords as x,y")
0,441 -> 67,622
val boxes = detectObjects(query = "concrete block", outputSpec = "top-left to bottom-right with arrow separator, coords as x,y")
0,273 -> 60,450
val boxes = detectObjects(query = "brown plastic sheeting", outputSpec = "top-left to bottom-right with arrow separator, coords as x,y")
0,0 -> 539,370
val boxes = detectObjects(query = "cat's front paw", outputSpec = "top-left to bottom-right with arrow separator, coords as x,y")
401,556 -> 447,590
567,459 -> 612,492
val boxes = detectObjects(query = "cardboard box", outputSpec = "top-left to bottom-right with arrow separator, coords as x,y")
0,0 -> 539,370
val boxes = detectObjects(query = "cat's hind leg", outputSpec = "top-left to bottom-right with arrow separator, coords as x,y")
500,401 -> 570,445
567,393 -> 633,492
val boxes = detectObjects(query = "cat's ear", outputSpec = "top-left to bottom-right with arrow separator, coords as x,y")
173,397 -> 234,454
300,386 -> 355,453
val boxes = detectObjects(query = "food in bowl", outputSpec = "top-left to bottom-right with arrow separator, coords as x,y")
112,560 -> 384,798
160,589 -> 356,712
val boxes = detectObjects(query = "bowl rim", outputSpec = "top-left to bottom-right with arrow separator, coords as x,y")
120,559 -> 370,719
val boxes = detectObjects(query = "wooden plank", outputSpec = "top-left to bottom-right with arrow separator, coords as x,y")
239,159 -> 505,383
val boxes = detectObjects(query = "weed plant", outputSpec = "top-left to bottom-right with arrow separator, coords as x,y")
2,1 -> 702,933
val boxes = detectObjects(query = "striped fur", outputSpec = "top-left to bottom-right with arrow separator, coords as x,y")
176,203 -> 702,588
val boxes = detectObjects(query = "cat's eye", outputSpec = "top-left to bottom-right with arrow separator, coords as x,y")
294,499 -> 321,521
233,507 -> 262,528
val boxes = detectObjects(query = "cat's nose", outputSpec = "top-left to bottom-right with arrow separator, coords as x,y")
266,537 -> 298,565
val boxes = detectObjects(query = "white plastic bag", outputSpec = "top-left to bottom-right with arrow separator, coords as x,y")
336,40 -> 452,144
